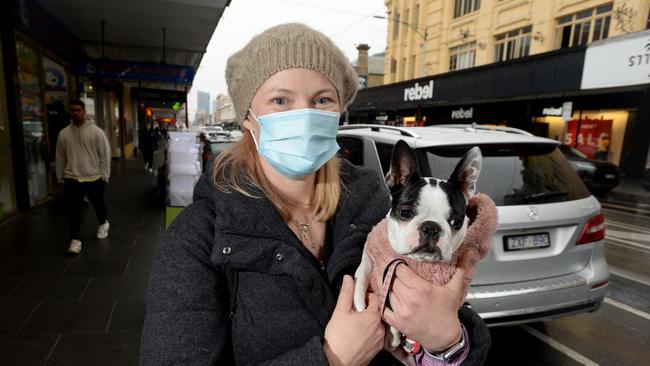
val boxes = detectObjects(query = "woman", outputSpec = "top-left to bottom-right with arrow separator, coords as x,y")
141,23 -> 490,365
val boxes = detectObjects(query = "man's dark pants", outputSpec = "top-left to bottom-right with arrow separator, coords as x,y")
64,178 -> 107,241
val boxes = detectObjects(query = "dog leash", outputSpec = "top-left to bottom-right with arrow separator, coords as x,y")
378,258 -> 422,356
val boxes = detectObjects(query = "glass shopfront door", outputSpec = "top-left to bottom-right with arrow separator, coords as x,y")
0,34 -> 17,220
16,39 -> 48,206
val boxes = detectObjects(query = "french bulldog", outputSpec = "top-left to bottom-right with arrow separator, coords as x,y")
353,140 -> 483,351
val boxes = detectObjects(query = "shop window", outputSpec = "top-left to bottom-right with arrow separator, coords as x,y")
0,38 -> 17,220
556,3 -> 612,49
454,0 -> 480,19
393,12 -> 400,39
15,39 -> 48,206
494,26 -> 532,62
449,42 -> 476,71
405,9 -> 410,36
409,55 -> 416,80
414,4 -> 420,30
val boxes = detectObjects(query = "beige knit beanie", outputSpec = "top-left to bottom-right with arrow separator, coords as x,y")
226,23 -> 359,124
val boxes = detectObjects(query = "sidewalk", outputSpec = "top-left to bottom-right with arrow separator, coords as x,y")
0,156 -> 164,366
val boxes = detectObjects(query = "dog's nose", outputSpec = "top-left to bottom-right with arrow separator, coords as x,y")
419,221 -> 441,239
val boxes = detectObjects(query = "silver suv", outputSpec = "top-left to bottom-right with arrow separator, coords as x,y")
337,124 -> 609,326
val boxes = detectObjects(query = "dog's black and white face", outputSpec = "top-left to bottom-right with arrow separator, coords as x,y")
385,140 -> 482,262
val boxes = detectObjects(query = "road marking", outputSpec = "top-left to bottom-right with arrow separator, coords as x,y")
605,220 -> 650,235
606,229 -> 650,244
601,204 -> 650,215
606,237 -> 650,252
609,267 -> 650,287
520,325 -> 599,366
604,297 -> 650,321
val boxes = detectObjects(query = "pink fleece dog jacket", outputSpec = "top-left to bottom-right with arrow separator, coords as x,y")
365,193 -> 498,300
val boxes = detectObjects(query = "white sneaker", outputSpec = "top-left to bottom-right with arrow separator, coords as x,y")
68,240 -> 82,254
97,221 -> 110,239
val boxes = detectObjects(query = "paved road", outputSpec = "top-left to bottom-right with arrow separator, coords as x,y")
485,205 -> 650,366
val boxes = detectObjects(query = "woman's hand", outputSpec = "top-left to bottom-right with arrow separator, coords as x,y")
324,275 -> 385,366
382,251 -> 476,353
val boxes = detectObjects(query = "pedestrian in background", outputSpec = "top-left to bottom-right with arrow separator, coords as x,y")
55,99 -> 111,255
139,124 -> 156,173
199,132 -> 213,173
141,23 -> 489,365
595,134 -> 610,161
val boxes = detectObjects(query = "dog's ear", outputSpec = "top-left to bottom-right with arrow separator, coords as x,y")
449,146 -> 482,200
386,140 -> 418,190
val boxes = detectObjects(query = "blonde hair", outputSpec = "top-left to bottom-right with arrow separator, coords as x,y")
211,129 -> 342,222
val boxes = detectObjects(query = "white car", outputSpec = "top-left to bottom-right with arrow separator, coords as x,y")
199,126 -> 243,143
337,124 -> 609,326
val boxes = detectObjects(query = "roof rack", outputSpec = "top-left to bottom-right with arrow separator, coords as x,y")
433,123 -> 533,136
339,124 -> 420,138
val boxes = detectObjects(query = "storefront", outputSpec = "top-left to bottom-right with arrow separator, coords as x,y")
0,29 -> 18,220
348,30 -> 650,178
1,0 -> 84,212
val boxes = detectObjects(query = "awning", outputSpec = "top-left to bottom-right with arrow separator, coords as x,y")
37,0 -> 229,75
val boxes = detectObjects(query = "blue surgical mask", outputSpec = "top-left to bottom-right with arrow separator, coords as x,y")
249,108 -> 340,179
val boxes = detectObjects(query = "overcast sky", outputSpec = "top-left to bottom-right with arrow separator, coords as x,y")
187,0 -> 388,116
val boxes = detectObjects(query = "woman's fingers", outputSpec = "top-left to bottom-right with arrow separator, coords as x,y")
335,275 -> 355,311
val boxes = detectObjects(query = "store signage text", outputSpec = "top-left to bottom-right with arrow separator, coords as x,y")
542,106 -> 563,116
451,107 -> 473,119
562,102 -> 573,121
76,59 -> 195,84
403,80 -> 434,102
627,45 -> 650,67
132,88 -> 187,103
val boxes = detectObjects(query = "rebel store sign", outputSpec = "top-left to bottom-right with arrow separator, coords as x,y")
403,80 -> 434,101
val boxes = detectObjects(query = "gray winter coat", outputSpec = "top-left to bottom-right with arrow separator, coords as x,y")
140,160 -> 491,365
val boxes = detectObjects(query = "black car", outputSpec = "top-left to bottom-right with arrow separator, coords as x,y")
643,168 -> 650,191
559,144 -> 619,196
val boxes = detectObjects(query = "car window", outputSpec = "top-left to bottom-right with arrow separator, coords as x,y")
417,143 -> 591,205
559,144 -> 589,159
376,142 -> 394,175
337,136 -> 364,166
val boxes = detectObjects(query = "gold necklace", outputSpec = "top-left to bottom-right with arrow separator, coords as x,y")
293,217 -> 318,249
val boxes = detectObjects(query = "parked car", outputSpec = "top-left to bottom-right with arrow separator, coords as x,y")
199,126 -> 243,143
558,144 -> 619,196
337,124 -> 609,326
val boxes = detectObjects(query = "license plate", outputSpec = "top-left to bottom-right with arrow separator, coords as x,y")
504,233 -> 550,251
605,174 -> 615,179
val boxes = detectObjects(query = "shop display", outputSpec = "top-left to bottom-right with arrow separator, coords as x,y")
167,132 -> 201,207
16,39 -> 48,206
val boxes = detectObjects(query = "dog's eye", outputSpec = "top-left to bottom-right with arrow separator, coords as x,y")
449,218 -> 462,230
398,209 -> 414,221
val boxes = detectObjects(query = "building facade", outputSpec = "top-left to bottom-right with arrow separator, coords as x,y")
384,0 -> 650,83
196,91 -> 211,124
354,44 -> 386,88
349,29 -> 650,178
214,93 -> 236,124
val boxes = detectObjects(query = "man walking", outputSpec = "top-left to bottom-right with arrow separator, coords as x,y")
56,100 -> 111,254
